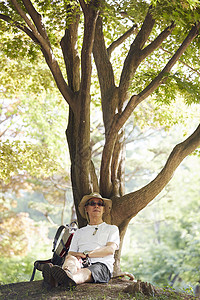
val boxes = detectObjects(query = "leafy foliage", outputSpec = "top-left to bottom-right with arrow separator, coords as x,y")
122,154 -> 200,289
0,48 -> 57,97
0,140 -> 58,182
0,250 -> 48,284
0,211 -> 36,257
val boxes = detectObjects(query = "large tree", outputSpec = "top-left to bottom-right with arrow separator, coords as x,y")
1,0 -> 200,273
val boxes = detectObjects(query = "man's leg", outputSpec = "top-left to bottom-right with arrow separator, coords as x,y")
62,254 -> 80,274
62,255 -> 93,284
42,263 -> 58,288
51,266 -> 77,289
72,268 -> 93,284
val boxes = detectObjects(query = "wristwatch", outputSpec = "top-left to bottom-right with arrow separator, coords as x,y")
83,250 -> 90,258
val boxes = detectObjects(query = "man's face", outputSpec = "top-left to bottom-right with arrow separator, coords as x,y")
85,197 -> 105,218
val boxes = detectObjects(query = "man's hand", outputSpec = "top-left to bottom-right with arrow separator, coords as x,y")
68,251 -> 87,260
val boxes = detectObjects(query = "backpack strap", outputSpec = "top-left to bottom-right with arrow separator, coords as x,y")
30,258 -> 52,281
60,238 -> 67,252
30,266 -> 36,282
59,233 -> 74,257
52,225 -> 66,252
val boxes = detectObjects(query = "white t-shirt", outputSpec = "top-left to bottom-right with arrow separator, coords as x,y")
69,222 -> 120,273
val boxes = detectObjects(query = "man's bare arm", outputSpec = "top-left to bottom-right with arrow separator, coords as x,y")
68,242 -> 117,259
68,251 -> 86,259
88,242 -> 118,258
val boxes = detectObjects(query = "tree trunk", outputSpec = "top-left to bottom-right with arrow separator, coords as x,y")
113,219 -> 130,275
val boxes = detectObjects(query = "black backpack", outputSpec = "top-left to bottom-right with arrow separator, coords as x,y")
30,221 -> 77,281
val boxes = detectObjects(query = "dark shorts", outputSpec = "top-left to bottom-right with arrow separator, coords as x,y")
87,262 -> 111,283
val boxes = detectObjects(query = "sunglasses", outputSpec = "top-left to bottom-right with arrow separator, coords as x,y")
85,200 -> 105,207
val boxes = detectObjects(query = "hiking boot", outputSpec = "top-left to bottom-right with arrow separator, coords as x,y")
42,263 -> 58,288
51,265 -> 77,290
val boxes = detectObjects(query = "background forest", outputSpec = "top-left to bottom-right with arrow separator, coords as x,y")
1,0 -> 200,296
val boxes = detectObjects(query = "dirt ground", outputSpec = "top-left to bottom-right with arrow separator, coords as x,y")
0,277 -> 199,300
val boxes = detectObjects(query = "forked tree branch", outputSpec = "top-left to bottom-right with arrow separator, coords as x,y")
80,1 -> 100,95
159,45 -> 200,76
93,20 -> 138,135
60,11 -> 80,92
119,7 -> 155,99
112,123 -> 200,225
100,22 -> 200,196
11,0 -> 36,32
100,114 -> 120,195
107,24 -> 137,58
141,22 -> 175,60
10,0 -> 53,52
22,0 -> 50,46
119,21 -> 175,104
0,14 -> 39,43
8,0 -> 76,110
136,21 -> 200,103
79,0 -> 86,13
93,16 -> 115,97
118,21 -> 200,131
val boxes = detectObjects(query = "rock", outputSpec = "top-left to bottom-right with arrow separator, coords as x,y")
123,280 -> 157,296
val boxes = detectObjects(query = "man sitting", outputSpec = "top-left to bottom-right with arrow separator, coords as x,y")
42,192 -> 120,289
